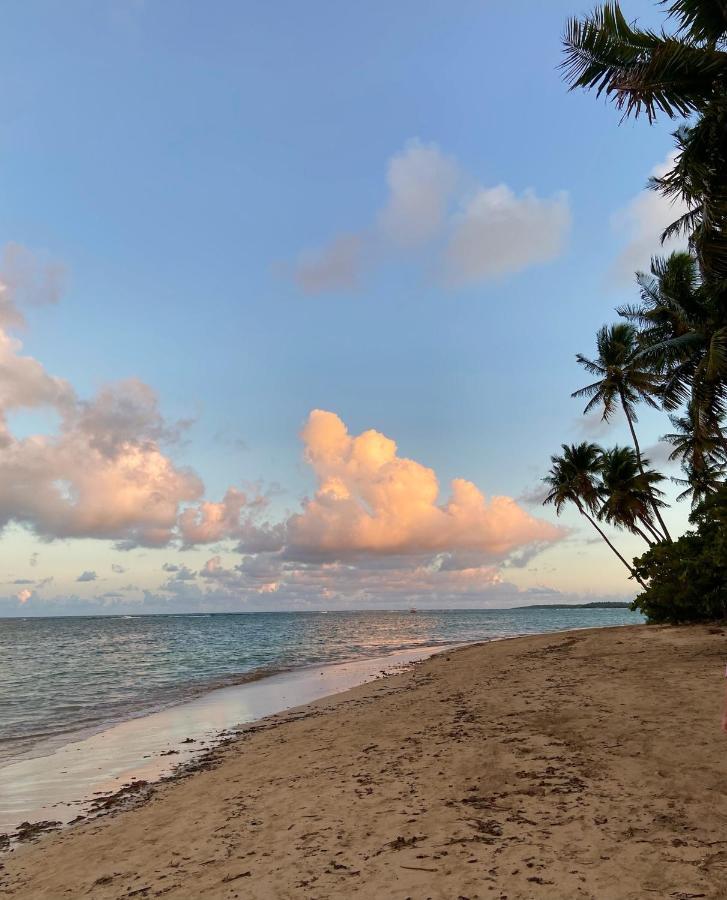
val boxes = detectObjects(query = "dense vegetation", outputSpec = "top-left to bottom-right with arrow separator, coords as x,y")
546,0 -> 727,623
632,486 -> 727,621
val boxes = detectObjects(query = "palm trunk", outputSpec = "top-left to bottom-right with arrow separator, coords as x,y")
576,501 -> 647,589
632,523 -> 655,547
641,517 -> 665,545
619,392 -> 672,542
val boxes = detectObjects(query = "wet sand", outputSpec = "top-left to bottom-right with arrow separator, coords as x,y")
0,645 -> 451,832
1,624 -> 726,899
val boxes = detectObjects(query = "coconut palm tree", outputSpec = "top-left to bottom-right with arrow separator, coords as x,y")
673,456 -> 726,507
543,442 -> 647,585
597,446 -> 667,545
661,400 -> 726,468
620,253 -> 727,446
572,322 -> 672,540
561,1 -> 727,280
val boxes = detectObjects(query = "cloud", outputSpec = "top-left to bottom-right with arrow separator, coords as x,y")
643,440 -> 678,469
444,186 -> 570,285
287,140 -> 570,294
377,140 -> 459,247
291,234 -> 364,295
573,409 -> 616,438
286,410 -> 563,562
610,152 -> 689,284
72,378 -> 185,456
0,244 -> 565,607
0,243 -> 66,330
76,570 -> 97,582
177,486 -> 285,551
163,564 -> 197,583
0,314 -> 206,546
0,330 -> 75,433
198,553 -> 282,593
154,411 -> 565,609
517,483 -> 549,507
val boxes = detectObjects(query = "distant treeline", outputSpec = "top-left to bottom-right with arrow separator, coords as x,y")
517,602 -> 631,610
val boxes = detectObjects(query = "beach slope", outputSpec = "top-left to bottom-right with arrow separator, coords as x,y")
2,625 -> 726,899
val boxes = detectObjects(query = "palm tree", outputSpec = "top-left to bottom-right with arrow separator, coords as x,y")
620,253 -> 727,447
673,456 -> 726,507
661,399 -> 726,468
573,322 -> 672,540
597,446 -> 667,545
561,1 -> 727,280
543,442 -> 647,586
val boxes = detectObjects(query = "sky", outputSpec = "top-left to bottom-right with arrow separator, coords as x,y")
0,0 -> 692,615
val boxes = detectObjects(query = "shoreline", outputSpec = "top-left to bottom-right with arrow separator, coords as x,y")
1,616 -> 641,836
0,642 -> 461,834
2,622 -> 725,898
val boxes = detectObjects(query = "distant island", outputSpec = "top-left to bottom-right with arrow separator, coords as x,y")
517,602 -> 632,610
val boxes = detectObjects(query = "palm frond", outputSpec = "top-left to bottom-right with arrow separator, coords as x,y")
663,0 -> 727,44
562,3 -> 727,120
574,354 -> 606,376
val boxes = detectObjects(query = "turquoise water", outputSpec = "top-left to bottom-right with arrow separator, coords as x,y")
0,607 -> 642,765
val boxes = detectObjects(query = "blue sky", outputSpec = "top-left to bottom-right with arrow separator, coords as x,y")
0,0 -> 690,613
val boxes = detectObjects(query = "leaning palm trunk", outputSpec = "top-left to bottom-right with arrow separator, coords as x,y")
632,523 -> 655,547
640,517 -> 665,545
575,500 -> 647,588
618,389 -> 672,542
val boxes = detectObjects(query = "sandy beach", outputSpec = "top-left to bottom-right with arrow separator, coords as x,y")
2,624 -> 726,899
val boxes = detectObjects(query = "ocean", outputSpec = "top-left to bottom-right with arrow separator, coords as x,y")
0,607 -> 642,769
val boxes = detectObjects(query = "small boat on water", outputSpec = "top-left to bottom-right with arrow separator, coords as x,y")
409,607 -> 417,614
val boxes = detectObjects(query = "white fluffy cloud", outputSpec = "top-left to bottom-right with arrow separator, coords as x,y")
611,152 -> 689,283
377,140 -> 459,247
445,186 -> 570,285
288,140 -> 570,293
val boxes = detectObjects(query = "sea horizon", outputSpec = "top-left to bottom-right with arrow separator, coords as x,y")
0,600 -> 633,620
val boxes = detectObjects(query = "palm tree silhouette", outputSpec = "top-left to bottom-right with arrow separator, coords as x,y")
598,445 -> 667,545
573,322 -> 672,540
561,1 -> 727,280
543,442 -> 646,585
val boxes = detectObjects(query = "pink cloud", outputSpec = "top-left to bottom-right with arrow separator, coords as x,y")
0,320 -> 202,546
178,488 -> 286,551
286,410 -> 563,561
179,488 -> 256,545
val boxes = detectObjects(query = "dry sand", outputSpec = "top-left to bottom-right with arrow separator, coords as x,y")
1,624 -> 726,899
